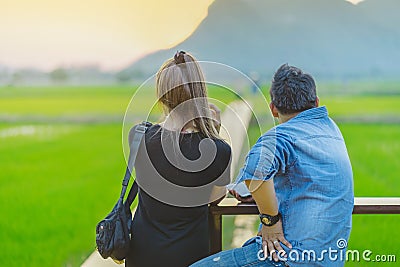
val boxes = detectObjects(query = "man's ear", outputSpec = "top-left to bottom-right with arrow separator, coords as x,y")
269,102 -> 279,118
315,97 -> 319,107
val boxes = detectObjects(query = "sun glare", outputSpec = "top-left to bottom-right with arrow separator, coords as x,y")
346,0 -> 364,5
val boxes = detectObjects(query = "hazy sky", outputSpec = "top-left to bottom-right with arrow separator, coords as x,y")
0,0 -> 214,71
1,0 -> 363,71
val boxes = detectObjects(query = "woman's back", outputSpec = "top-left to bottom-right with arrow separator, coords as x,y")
126,125 -> 231,267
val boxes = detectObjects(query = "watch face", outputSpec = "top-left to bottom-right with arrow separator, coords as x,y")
262,217 -> 271,225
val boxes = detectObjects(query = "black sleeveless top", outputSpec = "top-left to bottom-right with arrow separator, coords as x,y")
126,125 -> 231,267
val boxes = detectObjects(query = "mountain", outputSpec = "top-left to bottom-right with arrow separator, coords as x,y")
126,0 -> 400,81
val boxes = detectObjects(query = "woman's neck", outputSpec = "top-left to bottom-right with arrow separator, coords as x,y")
161,114 -> 198,133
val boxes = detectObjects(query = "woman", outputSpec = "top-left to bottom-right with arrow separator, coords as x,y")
125,51 -> 232,267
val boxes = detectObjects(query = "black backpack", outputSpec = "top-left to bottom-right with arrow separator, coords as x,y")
95,121 -> 151,263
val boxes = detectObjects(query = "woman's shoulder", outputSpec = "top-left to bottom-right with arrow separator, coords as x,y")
128,122 -> 159,143
214,138 -> 232,156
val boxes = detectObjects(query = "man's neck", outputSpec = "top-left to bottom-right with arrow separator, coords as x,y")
278,112 -> 300,124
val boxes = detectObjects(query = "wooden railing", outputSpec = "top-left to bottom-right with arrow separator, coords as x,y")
208,197 -> 400,254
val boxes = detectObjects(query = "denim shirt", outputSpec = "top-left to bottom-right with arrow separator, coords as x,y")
236,106 -> 354,266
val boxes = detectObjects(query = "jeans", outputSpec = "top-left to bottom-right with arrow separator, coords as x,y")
190,237 -> 288,267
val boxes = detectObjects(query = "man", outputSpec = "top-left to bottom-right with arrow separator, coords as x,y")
191,64 -> 354,267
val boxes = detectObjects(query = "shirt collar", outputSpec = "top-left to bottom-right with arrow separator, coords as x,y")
291,106 -> 328,121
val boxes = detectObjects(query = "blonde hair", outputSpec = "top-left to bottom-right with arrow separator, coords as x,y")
156,51 -> 220,139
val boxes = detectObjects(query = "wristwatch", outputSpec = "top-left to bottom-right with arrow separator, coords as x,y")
259,213 -> 281,226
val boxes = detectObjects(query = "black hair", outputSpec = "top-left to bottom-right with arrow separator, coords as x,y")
270,64 -> 317,114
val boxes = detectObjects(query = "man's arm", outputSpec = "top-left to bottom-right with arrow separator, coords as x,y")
245,179 -> 292,261
246,179 -> 278,214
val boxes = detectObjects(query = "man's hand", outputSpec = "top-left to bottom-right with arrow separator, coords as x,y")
210,186 -> 227,206
228,189 -> 255,203
259,220 -> 292,262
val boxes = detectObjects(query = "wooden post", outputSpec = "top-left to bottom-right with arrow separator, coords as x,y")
209,209 -> 222,254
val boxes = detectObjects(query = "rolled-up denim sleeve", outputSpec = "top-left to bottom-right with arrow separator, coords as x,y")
236,131 -> 290,182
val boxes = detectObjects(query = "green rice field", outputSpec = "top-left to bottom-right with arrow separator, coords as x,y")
0,83 -> 399,266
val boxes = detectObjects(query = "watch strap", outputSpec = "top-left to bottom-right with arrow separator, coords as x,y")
259,213 -> 281,226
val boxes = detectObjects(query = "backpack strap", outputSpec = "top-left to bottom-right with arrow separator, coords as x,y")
119,121 -> 152,207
